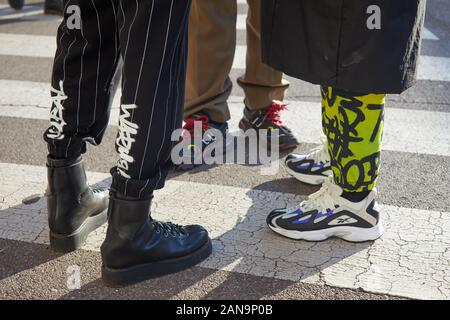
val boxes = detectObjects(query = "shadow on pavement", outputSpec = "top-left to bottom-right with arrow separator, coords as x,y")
0,150 -> 371,299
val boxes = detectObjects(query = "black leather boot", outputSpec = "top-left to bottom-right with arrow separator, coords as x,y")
46,155 -> 109,252
101,192 -> 212,287
44,0 -> 63,15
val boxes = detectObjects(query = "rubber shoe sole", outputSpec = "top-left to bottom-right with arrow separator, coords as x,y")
268,223 -> 384,242
49,210 -> 108,253
101,238 -> 213,287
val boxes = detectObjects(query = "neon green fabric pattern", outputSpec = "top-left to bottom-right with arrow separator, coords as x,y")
321,86 -> 385,192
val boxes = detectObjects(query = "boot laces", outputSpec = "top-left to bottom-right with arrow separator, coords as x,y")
264,102 -> 288,126
308,136 -> 330,164
183,115 -> 209,137
153,221 -> 186,237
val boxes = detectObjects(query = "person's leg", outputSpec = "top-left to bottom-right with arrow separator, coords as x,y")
177,0 -> 236,170
321,87 -> 385,198
44,0 -> 120,159
237,0 -> 298,150
238,0 -> 288,109
284,87 -> 385,188
44,0 -> 120,252
184,0 -> 237,123
267,86 -> 385,242
101,0 -> 211,287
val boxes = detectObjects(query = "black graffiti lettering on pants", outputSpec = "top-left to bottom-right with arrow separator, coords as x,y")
336,151 -> 381,191
367,103 -> 384,143
323,96 -> 365,163
322,87 -> 385,191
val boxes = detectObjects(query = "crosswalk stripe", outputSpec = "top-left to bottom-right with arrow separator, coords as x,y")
0,161 -> 448,300
423,27 -> 440,40
0,31 -> 448,81
1,79 -> 449,157
417,56 -> 450,81
0,33 -> 56,58
0,4 -> 60,22
0,8 -> 42,20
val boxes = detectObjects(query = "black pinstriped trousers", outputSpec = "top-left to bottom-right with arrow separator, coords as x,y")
44,0 -> 191,198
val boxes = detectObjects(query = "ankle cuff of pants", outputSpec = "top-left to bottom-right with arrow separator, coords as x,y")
46,154 -> 82,168
110,163 -> 172,199
43,134 -> 86,160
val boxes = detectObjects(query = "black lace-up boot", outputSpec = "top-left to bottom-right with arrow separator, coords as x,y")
101,191 -> 212,287
46,155 -> 109,252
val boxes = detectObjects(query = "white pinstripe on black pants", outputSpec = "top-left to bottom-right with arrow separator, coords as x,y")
44,0 -> 191,198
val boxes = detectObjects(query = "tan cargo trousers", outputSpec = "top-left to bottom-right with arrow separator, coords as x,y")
184,0 -> 289,123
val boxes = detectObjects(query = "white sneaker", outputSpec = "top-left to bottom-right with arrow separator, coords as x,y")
285,136 -> 332,185
267,176 -> 383,242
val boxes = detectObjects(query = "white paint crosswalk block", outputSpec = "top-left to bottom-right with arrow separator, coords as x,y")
423,27 -> 439,40
1,79 -> 449,157
418,56 -> 450,81
0,33 -> 448,81
0,4 -> 61,22
0,162 -> 448,300
0,33 -> 56,58
229,99 -> 450,157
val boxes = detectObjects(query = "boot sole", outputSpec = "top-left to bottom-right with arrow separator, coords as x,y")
101,238 -> 213,287
49,210 -> 108,253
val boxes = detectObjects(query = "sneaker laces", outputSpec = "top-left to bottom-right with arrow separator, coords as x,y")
264,102 -> 287,126
49,80 -> 68,137
153,221 -> 186,237
183,115 -> 209,136
308,136 -> 330,164
300,176 -> 338,212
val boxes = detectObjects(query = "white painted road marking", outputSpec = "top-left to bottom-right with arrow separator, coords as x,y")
1,80 -> 449,157
0,162 -> 448,300
0,32 -> 448,81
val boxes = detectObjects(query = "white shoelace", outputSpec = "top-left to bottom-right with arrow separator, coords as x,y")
48,80 -> 67,139
308,136 -> 330,164
299,176 -> 338,212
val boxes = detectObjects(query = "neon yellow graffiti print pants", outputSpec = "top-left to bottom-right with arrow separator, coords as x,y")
321,87 -> 385,192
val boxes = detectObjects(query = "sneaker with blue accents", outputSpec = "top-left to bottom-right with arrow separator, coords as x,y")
267,176 -> 383,242
285,136 -> 331,185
